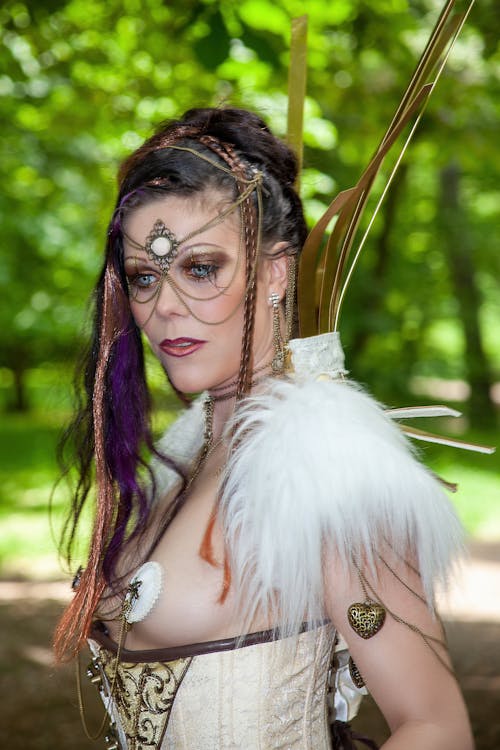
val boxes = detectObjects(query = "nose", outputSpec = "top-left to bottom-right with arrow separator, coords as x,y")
154,276 -> 189,319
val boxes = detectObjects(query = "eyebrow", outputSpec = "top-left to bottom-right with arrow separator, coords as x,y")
123,241 -> 231,264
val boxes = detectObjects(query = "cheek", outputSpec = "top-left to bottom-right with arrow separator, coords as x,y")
129,301 -> 150,330
192,276 -> 247,326
215,303 -> 245,348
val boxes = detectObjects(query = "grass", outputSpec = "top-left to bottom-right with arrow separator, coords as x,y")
400,410 -> 499,539
0,385 -> 498,580
0,376 -> 181,578
420,439 -> 500,540
0,409 -> 71,578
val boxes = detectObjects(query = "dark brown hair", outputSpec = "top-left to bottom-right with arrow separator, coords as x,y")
55,107 -> 307,660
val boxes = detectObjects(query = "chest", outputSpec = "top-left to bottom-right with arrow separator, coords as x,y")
117,471 -> 243,650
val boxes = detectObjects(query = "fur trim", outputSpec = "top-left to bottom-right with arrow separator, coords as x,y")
150,395 -> 205,500
220,377 -> 464,636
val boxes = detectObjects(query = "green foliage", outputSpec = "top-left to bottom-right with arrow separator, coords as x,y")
0,0 -> 498,418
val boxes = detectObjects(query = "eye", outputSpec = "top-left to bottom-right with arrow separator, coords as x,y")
186,262 -> 219,281
127,273 -> 158,289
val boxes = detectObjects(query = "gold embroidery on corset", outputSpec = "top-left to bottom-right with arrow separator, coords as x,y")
99,649 -> 193,750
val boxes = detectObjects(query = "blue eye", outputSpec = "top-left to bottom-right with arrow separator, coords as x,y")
138,274 -> 156,287
187,262 -> 218,281
128,273 -> 157,289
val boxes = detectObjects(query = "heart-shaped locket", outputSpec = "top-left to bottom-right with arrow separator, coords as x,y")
347,601 -> 386,639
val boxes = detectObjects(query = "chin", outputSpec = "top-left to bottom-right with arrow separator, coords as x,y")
164,373 -> 204,396
177,374 -> 241,397
159,353 -> 239,396
164,369 -> 223,397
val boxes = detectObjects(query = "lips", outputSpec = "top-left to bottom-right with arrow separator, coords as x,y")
159,337 -> 207,358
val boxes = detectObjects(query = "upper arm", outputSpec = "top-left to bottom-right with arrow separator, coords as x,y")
324,545 -> 473,746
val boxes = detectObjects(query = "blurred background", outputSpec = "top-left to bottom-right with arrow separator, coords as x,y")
0,0 -> 499,747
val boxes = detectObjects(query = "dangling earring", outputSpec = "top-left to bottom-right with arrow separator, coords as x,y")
269,292 -> 284,374
284,255 -> 296,345
283,255 -> 297,372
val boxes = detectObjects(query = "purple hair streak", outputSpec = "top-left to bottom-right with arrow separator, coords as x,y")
102,327 -> 157,579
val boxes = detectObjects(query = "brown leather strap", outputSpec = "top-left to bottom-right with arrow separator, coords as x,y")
90,620 -> 323,663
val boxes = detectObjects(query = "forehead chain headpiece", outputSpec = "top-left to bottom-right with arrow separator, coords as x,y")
123,142 -> 264,277
120,131 -> 267,396
144,220 -> 178,273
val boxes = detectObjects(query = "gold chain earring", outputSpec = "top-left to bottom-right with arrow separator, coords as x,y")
269,292 -> 284,374
283,255 -> 297,372
284,255 -> 296,344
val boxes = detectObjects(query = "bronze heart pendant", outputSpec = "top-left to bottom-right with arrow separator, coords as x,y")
347,601 -> 386,639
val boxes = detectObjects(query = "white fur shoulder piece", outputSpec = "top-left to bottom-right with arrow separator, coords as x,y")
150,395 -> 205,499
220,376 -> 464,636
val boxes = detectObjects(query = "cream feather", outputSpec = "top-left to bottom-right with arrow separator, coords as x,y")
220,377 -> 464,636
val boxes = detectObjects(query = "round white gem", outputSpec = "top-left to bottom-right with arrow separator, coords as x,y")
151,236 -> 172,256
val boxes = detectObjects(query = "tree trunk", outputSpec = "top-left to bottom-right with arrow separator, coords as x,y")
439,162 -> 495,428
11,365 -> 28,412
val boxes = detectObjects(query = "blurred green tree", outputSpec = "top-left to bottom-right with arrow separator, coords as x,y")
0,0 -> 498,424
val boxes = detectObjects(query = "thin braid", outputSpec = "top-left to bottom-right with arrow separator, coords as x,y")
237,192 -> 258,398
54,264 -> 122,659
198,136 -> 259,400
189,136 -> 258,603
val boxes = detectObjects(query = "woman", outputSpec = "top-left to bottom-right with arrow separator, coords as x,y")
56,107 -> 473,749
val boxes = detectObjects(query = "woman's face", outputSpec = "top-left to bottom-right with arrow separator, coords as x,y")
123,193 -> 287,394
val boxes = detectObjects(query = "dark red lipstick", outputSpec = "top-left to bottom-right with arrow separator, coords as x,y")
159,337 -> 207,357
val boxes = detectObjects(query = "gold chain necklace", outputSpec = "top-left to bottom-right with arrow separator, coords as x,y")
209,360 -> 273,395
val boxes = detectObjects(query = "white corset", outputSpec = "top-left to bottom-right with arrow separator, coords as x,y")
89,622 -> 344,750
163,624 -> 335,750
